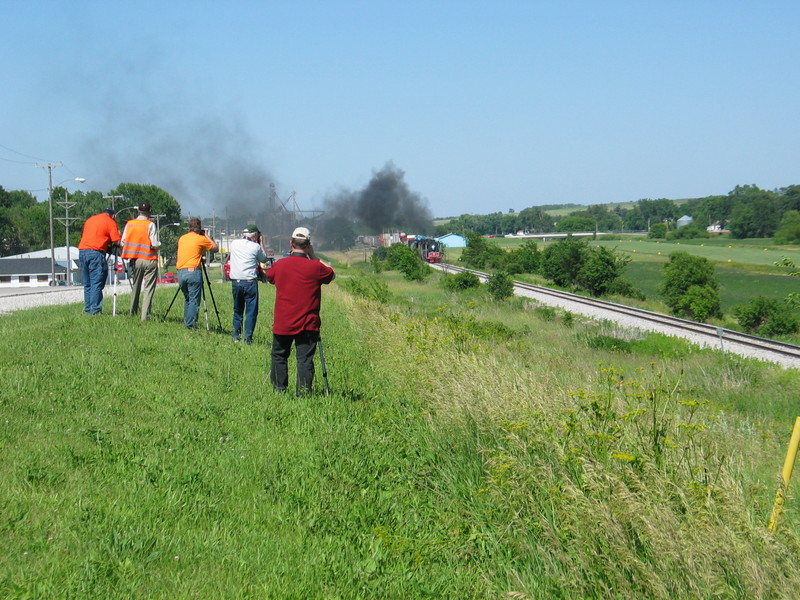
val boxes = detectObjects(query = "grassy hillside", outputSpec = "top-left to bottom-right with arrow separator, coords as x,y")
2,267 -> 800,598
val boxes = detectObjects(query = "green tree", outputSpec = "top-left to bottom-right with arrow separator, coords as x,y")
109,183 -> 182,225
773,210 -> 800,245
504,240 -> 540,275
576,246 -> 630,297
516,206 -> 554,233
460,233 -> 505,269
733,297 -> 799,336
647,223 -> 667,239
385,243 -> 429,281
673,284 -> 722,321
540,236 -> 589,288
557,215 -> 596,233
658,252 -> 721,320
727,185 -> 781,239
441,271 -> 481,292
637,198 -> 679,226
487,270 -> 514,301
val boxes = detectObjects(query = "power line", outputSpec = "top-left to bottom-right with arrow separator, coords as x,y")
0,143 -> 50,162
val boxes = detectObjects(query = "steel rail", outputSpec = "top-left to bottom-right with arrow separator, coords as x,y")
434,262 -> 800,366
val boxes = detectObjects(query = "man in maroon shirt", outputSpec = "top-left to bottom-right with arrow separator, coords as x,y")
266,227 -> 335,395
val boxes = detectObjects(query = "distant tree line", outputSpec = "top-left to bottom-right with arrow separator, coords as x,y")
436,184 -> 800,242
0,183 -> 182,260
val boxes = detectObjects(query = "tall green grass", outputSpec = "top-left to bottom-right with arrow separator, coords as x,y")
2,274 -> 800,598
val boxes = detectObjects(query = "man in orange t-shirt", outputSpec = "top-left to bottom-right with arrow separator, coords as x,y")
78,207 -> 121,315
176,218 -> 218,329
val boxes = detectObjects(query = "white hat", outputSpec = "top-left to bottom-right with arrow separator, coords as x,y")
292,227 -> 311,241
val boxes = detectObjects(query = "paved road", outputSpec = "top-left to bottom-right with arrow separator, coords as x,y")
0,285 -> 131,315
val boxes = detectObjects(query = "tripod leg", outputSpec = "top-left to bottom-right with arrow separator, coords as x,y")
162,284 -> 182,321
201,278 -> 210,331
201,259 -> 223,330
112,254 -> 119,316
317,338 -> 331,396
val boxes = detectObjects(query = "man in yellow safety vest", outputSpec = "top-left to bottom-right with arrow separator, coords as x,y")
121,202 -> 160,320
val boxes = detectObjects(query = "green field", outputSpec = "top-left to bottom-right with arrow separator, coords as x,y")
2,258 -> 800,598
446,235 -> 800,322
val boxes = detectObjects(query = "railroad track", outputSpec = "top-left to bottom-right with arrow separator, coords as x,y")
434,262 -> 800,370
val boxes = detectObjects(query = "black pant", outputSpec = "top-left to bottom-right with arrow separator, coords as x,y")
270,330 -> 319,394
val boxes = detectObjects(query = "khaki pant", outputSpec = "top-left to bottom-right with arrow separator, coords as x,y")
130,259 -> 159,320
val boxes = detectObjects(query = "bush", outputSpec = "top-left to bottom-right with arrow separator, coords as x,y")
673,284 -> 722,321
441,271 -> 481,292
733,296 -> 800,336
648,223 -> 667,239
460,233 -> 505,269
576,246 -> 629,297
773,210 -> 800,245
605,277 -> 646,301
658,252 -> 720,319
385,243 -> 430,281
540,237 -> 589,288
503,240 -> 540,274
486,270 -> 514,301
338,274 -> 390,304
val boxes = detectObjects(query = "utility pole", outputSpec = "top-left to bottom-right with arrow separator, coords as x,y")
35,162 -> 63,286
55,190 -> 78,285
102,194 -> 125,210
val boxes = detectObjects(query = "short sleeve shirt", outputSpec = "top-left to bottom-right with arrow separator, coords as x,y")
176,232 -> 215,269
266,254 -> 335,334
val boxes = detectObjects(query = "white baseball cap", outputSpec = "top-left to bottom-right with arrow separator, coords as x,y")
292,227 -> 311,241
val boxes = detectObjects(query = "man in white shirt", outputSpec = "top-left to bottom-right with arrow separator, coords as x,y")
228,226 -> 268,344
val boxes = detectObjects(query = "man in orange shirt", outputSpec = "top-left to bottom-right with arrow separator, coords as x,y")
78,207 -> 122,315
176,218 -> 218,329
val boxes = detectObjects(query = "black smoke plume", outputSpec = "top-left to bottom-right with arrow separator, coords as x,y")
323,163 -> 433,235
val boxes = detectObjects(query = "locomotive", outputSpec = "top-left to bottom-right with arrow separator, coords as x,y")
402,234 -> 443,263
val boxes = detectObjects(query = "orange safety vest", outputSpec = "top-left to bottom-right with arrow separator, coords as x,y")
121,219 -> 157,260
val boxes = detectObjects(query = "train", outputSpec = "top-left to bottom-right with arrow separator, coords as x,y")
357,232 -> 444,264
401,234 -> 443,263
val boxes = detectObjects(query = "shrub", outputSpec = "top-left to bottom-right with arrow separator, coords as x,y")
585,334 -> 633,352
733,296 -> 800,336
338,274 -> 390,304
576,246 -> 629,297
540,236 -> 589,288
460,233 -> 505,269
605,277 -> 646,301
441,271 -> 481,292
658,251 -> 720,319
486,270 -> 514,301
648,223 -> 667,239
673,284 -> 722,321
773,210 -> 800,245
385,243 -> 430,281
503,240 -> 540,274
534,305 -> 556,321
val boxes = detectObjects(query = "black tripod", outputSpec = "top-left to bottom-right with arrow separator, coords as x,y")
163,259 -> 223,330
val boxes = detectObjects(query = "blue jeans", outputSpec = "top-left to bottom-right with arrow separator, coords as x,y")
231,279 -> 259,341
270,330 -> 319,394
178,268 -> 203,329
79,249 -> 109,314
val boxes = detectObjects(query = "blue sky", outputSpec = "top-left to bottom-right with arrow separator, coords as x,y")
1,1 -> 798,219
